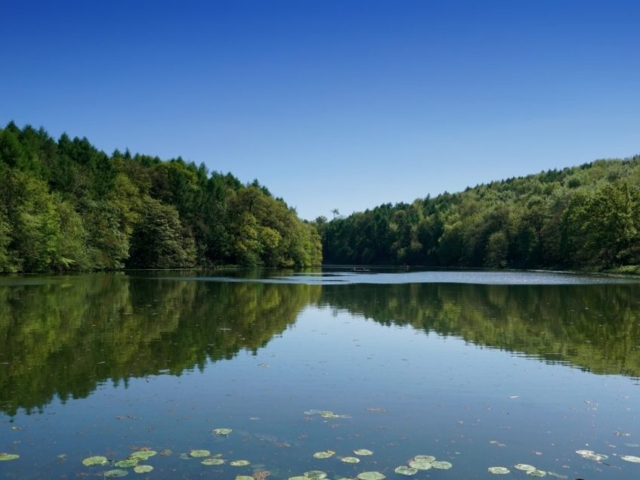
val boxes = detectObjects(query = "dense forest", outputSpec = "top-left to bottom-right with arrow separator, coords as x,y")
0,122 -> 322,272
319,154 -> 640,271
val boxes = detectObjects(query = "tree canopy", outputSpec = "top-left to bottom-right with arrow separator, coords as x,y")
0,122 -> 322,272
318,156 -> 640,271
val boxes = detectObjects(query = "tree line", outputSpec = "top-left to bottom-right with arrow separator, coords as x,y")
318,155 -> 640,271
0,122 -> 322,272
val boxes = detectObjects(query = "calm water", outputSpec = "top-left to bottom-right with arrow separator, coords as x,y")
1,269 -> 640,479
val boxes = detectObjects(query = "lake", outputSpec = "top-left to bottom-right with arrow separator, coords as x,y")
1,269 -> 640,479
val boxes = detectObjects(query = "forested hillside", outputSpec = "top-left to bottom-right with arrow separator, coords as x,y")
319,155 -> 640,271
0,122 -> 322,272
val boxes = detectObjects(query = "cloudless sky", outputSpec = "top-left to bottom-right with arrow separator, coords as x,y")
2,0 -> 639,220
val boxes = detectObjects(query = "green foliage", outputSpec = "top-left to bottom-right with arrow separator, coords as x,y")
0,122 -> 322,272
322,155 -> 640,271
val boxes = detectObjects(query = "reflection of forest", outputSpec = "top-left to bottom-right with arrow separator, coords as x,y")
316,282 -> 640,379
0,274 -> 321,416
2,275 -> 639,417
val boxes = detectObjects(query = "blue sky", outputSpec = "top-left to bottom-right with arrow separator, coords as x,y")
2,0 -> 639,220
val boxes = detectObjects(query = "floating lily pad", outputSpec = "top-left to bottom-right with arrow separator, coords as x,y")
575,450 -> 593,456
115,459 -> 139,468
304,471 -> 327,479
413,455 -> 436,463
527,470 -> 546,477
230,460 -> 251,466
130,450 -> 157,461
394,466 -> 418,475
202,458 -> 226,466
488,467 -> 510,474
514,464 -> 537,472
431,461 -> 452,470
313,450 -> 335,459
237,476 -> 254,480
134,465 -> 153,473
0,453 -> 19,461
104,470 -> 129,477
159,449 -> 172,457
546,472 -> 568,479
82,456 -> 109,466
213,428 -> 233,435
341,457 -> 360,464
583,452 -> 608,462
190,450 -> 211,458
408,460 -> 432,470
621,455 -> 640,463
357,472 -> 385,480
289,477 -> 309,480
354,449 -> 373,456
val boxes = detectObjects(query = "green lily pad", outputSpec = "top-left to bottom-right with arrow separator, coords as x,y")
134,465 -> 153,473
313,450 -> 335,459
230,460 -> 251,466
357,472 -> 385,480
413,455 -> 435,463
115,459 -> 139,468
213,428 -> 233,435
190,450 -> 211,458
527,470 -> 546,477
304,470 -> 328,479
202,458 -> 226,465
514,464 -> 537,472
237,476 -> 254,480
340,457 -> 360,463
621,455 -> 640,463
354,449 -> 373,456
394,466 -> 418,475
488,467 -> 510,474
82,455 -> 109,466
290,477 -> 309,480
129,450 -> 157,461
104,470 -> 129,478
0,453 -> 19,461
408,460 -> 432,470
431,461 -> 452,470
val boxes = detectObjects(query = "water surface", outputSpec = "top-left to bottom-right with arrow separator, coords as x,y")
1,269 -> 639,479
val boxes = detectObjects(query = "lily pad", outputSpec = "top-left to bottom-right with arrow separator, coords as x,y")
431,461 -> 452,470
104,470 -> 129,478
115,459 -> 139,468
340,457 -> 360,464
357,472 -> 385,480
82,455 -> 109,466
413,455 -> 436,463
129,450 -> 157,461
304,471 -> 328,479
394,466 -> 418,475
313,450 -> 335,459
202,458 -> 226,465
488,467 -> 510,474
408,460 -> 432,470
527,470 -> 546,477
354,449 -> 373,456
0,453 -> 19,461
230,460 -> 251,466
190,450 -> 211,458
621,455 -> 640,463
237,476 -> 255,480
213,428 -> 233,435
514,464 -> 537,472
134,465 -> 153,473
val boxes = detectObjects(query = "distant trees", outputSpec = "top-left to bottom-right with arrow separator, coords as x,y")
0,122 -> 322,273
319,156 -> 640,271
